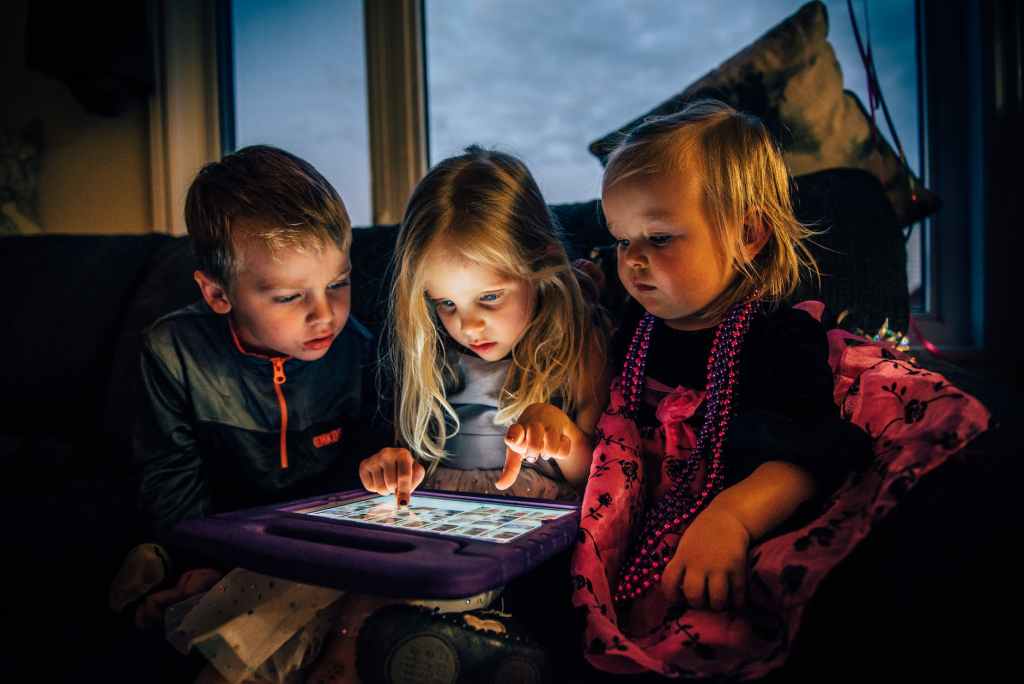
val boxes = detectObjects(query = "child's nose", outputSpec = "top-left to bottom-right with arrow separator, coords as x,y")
460,314 -> 485,336
307,296 -> 334,326
623,242 -> 647,268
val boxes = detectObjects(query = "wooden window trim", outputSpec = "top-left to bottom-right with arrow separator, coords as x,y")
148,0 -> 222,235
363,0 -> 428,225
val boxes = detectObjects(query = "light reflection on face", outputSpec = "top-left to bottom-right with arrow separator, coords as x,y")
604,170 -> 736,331
227,238 -> 352,360
422,252 -> 535,361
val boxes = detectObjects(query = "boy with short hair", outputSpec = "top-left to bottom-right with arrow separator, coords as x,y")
133,143 -> 376,540
108,145 -> 390,682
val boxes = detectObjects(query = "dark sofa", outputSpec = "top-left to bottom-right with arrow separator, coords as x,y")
2,169 -> 1014,681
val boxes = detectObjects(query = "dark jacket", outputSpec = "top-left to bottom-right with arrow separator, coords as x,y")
133,301 -> 383,537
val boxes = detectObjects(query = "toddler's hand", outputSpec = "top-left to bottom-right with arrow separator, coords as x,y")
497,403 -> 574,490
660,505 -> 751,612
359,447 -> 426,506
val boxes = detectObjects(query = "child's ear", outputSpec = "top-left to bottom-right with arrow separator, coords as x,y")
193,270 -> 233,314
741,215 -> 770,262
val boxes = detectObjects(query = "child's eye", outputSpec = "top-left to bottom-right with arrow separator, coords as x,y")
479,291 -> 503,303
435,299 -> 455,313
273,294 -> 301,304
649,235 -> 673,247
615,238 -> 630,249
328,278 -> 350,291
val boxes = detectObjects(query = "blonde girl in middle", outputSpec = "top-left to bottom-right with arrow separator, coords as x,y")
303,146 -> 609,683
359,145 -> 609,504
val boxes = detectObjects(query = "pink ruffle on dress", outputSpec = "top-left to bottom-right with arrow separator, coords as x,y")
571,315 -> 991,679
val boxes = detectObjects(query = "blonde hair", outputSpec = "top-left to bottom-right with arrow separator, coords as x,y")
603,99 -> 819,325
388,147 -> 603,472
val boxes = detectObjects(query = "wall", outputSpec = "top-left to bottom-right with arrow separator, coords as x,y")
2,0 -> 151,235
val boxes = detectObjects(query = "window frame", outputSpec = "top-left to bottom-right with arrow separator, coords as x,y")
362,0 -> 428,225
911,0 -> 987,356
212,0 -> 995,356
213,0 -> 426,227
149,0 -> 222,235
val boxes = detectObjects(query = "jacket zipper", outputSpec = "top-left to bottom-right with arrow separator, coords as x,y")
227,320 -> 291,470
271,358 -> 289,469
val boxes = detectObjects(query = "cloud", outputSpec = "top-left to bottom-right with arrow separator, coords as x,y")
426,0 -> 919,202
232,0 -> 919,219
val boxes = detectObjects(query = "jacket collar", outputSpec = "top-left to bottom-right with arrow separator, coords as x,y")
227,317 -> 292,364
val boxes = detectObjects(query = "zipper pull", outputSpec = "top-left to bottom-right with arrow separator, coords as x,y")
272,357 -> 287,385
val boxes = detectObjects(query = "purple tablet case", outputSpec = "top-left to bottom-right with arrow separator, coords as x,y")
170,489 -> 580,599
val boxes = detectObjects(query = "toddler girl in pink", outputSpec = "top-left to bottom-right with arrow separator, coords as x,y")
571,99 -> 990,679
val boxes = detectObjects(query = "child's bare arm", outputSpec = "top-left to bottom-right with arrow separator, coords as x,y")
660,461 -> 816,611
705,460 -> 817,540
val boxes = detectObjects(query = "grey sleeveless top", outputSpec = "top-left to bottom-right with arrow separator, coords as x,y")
445,353 -> 561,480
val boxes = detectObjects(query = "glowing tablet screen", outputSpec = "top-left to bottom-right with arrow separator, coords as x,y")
295,494 -> 573,543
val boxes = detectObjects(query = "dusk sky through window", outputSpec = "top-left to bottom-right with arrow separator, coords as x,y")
232,0 -> 920,292
426,1 -> 918,200
233,0 -> 371,225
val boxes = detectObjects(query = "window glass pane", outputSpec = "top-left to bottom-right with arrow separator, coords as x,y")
425,0 -> 921,293
232,0 -> 371,226
830,1 -> 925,307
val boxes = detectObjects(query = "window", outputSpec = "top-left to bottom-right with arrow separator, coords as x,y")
424,0 -> 924,306
221,1 -> 978,347
229,0 -> 372,225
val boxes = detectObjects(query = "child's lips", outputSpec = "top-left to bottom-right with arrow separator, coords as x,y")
303,332 -> 335,350
633,281 -> 657,292
469,341 -> 497,354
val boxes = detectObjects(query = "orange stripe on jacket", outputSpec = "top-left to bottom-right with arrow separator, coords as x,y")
229,319 -> 291,469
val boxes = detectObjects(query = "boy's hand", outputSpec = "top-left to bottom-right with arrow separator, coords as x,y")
660,504 -> 751,612
497,403 -> 574,490
359,448 -> 426,506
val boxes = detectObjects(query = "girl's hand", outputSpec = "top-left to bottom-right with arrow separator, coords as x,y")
359,447 -> 426,506
497,403 -> 575,490
660,504 -> 751,612
660,461 -> 817,612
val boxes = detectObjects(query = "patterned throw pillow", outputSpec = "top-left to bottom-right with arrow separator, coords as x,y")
588,0 -> 938,228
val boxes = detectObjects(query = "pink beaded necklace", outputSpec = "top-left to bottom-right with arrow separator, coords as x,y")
613,297 -> 759,604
